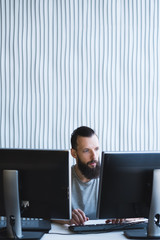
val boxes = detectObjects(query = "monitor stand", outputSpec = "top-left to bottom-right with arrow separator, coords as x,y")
124,169 -> 160,239
1,170 -> 44,240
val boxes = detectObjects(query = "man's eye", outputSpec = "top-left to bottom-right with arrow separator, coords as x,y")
83,149 -> 89,153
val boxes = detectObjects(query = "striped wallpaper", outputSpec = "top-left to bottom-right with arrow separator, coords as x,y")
0,0 -> 160,151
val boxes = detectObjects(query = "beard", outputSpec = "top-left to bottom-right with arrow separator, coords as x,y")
77,155 -> 101,180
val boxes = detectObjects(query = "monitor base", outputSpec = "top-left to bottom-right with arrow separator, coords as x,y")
124,229 -> 160,239
0,230 -> 44,239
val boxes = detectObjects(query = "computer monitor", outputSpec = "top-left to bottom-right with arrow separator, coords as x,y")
97,152 -> 160,239
0,149 -> 71,239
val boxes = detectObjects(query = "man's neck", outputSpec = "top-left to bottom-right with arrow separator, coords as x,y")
74,165 -> 90,183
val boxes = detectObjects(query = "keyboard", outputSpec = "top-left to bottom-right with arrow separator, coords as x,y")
69,221 -> 147,234
0,218 -> 51,233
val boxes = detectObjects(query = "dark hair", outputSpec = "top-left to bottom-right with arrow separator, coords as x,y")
71,126 -> 96,150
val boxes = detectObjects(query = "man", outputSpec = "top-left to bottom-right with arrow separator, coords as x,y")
53,126 -> 127,226
70,126 -> 100,225
52,126 -> 100,226
69,126 -> 139,226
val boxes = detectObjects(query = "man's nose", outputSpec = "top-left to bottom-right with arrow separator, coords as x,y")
91,150 -> 97,159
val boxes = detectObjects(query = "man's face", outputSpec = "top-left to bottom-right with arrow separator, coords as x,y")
72,134 -> 100,179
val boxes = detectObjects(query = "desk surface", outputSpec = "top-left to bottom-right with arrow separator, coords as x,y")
41,220 -> 132,240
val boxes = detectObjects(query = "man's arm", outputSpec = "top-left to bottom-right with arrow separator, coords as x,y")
105,218 -> 145,224
51,208 -> 89,226
70,208 -> 89,225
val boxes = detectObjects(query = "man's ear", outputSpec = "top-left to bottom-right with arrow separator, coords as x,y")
71,148 -> 77,159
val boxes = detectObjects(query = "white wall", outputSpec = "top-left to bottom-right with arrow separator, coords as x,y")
0,0 -> 160,151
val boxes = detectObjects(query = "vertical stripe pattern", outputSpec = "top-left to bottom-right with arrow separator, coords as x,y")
0,0 -> 160,151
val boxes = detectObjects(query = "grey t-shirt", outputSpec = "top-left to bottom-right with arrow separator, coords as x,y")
71,165 -> 99,219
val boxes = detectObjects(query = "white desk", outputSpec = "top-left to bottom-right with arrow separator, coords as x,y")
41,220 -> 131,240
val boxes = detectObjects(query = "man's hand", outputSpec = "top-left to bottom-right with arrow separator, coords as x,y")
69,209 -> 89,225
105,218 -> 145,224
51,209 -> 89,226
106,219 -> 126,224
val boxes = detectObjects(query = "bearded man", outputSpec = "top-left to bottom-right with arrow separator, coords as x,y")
70,126 -> 100,225
52,126 -> 126,226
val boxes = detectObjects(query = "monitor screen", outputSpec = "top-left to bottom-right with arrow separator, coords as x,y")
97,152 -> 160,238
0,148 -> 71,239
